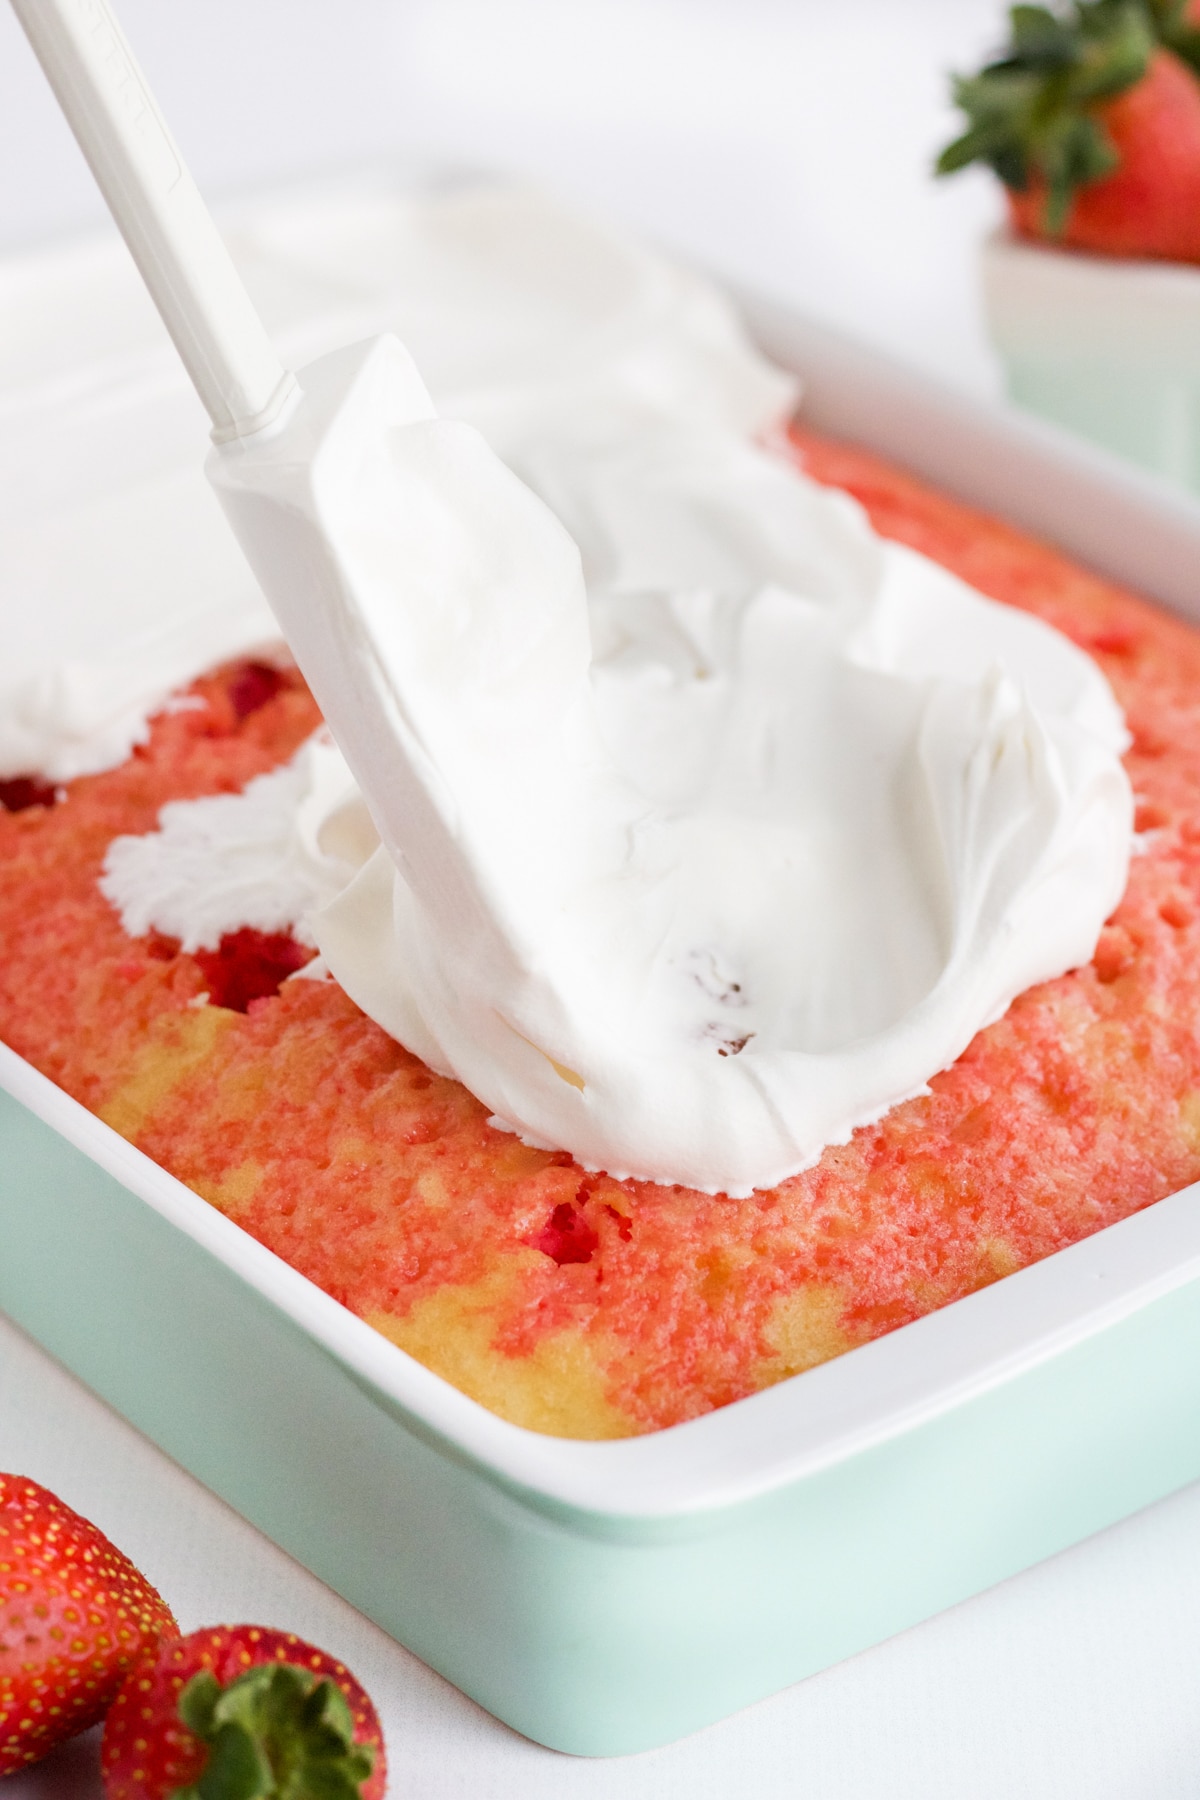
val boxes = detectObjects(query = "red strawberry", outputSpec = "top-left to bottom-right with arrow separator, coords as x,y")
939,0 -> 1200,262
101,1624 -> 386,1799
0,1473 -> 178,1775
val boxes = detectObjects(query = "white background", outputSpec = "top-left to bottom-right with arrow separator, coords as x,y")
0,0 -> 1006,391
3,3 -> 1199,1796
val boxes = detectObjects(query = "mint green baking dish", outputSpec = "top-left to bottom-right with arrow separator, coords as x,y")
7,1037 -> 1200,1758
7,278 -> 1200,1756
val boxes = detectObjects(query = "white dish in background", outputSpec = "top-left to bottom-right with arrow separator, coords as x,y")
982,228 -> 1200,497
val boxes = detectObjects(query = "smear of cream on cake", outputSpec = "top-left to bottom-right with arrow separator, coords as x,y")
99,732 -> 367,950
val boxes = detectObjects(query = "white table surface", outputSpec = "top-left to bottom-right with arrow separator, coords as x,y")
3,3 -> 1199,1794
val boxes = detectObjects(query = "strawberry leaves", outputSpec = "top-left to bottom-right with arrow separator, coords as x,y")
102,1626 -> 385,1800
938,0 -> 1177,229
172,1664 -> 376,1800
1148,0 -> 1200,71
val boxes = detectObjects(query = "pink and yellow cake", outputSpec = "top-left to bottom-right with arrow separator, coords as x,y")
3,423 -> 1199,1439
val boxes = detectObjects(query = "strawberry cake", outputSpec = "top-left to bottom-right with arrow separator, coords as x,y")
1,419 -> 1195,1439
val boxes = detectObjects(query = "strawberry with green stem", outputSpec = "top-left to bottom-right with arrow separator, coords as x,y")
938,0 -> 1200,260
101,1624 -> 386,1799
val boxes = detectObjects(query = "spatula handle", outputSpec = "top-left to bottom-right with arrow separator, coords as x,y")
10,0 -> 296,441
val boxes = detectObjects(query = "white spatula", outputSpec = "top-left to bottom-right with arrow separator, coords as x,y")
9,0 -> 298,444
10,0 -> 602,1015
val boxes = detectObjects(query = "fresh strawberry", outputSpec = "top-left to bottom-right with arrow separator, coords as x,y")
938,0 -> 1200,261
101,1624 -> 386,1799
0,1473 -> 178,1775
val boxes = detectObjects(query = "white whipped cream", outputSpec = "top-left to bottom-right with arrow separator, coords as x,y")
100,733 -> 366,950
259,349 -> 1131,1195
1,185 -> 789,782
64,185 -> 1132,1193
0,466 -> 281,783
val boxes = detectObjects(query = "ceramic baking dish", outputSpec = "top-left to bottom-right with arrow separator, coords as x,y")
5,184 -> 1200,1756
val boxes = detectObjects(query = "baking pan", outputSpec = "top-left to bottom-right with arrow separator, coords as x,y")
5,185 -> 1200,1754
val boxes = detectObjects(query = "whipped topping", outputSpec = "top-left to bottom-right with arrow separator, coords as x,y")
2,184 -> 790,782
70,185 -> 1133,1194
100,733 -> 366,950
0,467 -> 281,783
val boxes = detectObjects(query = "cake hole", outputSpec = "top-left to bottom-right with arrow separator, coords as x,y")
228,660 -> 286,722
0,776 -> 58,813
193,928 -> 313,1013
604,1203 -> 633,1242
1135,800 -> 1170,834
1130,725 -> 1167,759
1161,894 -> 1194,930
1089,627 -> 1139,660
1094,925 -> 1137,984
144,932 -> 181,962
532,1201 -> 599,1266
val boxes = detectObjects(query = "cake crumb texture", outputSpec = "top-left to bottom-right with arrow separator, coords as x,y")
4,428 -> 1200,1439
